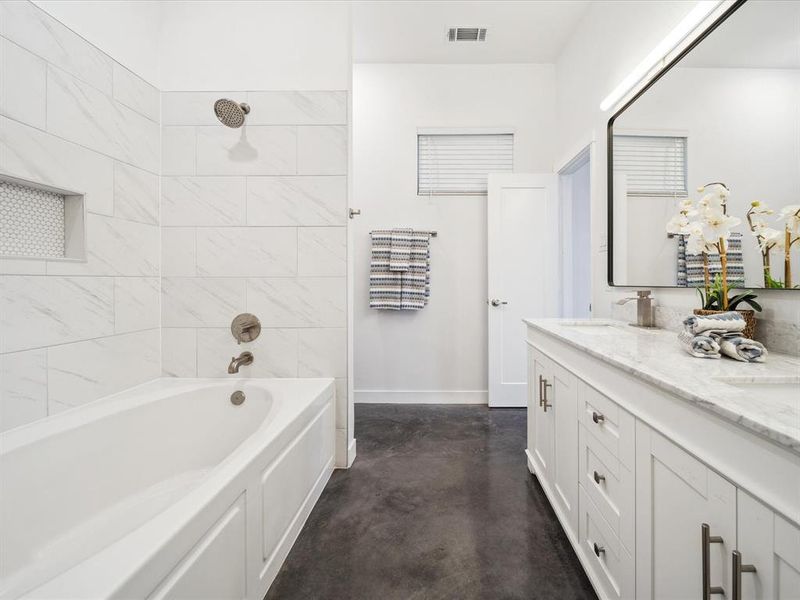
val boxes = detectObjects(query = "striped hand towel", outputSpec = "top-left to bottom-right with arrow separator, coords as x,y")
389,228 -> 412,271
370,229 -> 431,310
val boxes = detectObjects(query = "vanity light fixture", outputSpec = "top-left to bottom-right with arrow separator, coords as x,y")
599,0 -> 722,112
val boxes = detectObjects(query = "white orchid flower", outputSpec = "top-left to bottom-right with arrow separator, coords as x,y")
749,200 -> 774,215
778,204 -> 800,234
757,227 -> 784,251
702,213 -> 740,243
666,214 -> 690,235
686,232 -> 708,254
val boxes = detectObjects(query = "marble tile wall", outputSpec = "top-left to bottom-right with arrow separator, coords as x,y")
160,90 -> 349,463
0,1 -> 161,431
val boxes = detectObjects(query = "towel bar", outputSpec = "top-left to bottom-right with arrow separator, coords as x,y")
370,230 -> 438,237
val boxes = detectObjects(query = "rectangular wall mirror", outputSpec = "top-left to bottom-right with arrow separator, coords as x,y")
608,0 -> 799,289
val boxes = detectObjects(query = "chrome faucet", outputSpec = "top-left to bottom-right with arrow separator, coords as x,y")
228,351 -> 254,374
616,290 -> 656,328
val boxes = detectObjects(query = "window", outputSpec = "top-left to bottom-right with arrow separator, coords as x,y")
417,133 -> 513,196
613,134 -> 687,197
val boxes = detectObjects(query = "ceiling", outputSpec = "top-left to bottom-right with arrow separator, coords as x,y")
681,0 -> 800,70
353,0 -> 591,64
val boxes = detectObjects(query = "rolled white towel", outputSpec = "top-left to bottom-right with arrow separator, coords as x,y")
683,311 -> 746,335
678,330 -> 721,359
710,332 -> 768,363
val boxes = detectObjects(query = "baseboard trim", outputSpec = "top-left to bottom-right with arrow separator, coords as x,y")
354,390 -> 488,404
346,438 -> 357,468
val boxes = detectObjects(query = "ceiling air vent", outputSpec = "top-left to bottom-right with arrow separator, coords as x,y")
447,27 -> 487,42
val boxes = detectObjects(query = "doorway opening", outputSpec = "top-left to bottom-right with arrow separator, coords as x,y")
558,147 -> 592,319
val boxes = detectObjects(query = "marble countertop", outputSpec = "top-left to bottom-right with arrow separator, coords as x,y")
523,318 -> 800,455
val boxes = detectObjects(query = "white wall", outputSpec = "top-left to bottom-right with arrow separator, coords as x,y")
618,66 -> 800,288
32,0 -> 160,86
158,1 -> 351,91
554,1 -> 800,352
1,1 -> 161,430
353,63 -> 556,402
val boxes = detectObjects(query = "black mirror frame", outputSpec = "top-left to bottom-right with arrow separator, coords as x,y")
606,0 -> 748,287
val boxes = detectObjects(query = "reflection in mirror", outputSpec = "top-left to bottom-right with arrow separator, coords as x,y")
609,0 -> 800,289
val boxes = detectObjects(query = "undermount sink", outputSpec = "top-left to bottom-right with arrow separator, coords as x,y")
713,376 -> 800,404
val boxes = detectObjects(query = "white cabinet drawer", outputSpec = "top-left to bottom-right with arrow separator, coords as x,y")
579,485 -> 635,600
580,425 -> 635,553
579,381 -> 635,469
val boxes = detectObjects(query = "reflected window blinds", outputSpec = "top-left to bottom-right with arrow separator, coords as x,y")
613,134 -> 687,197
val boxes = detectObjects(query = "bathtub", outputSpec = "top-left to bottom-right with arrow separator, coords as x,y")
0,377 -> 336,599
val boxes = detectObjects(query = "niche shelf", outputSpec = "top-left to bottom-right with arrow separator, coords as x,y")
0,173 -> 85,261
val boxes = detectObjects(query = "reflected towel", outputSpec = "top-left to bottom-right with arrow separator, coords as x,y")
710,332 -> 768,363
678,330 -> 721,359
683,311 -> 746,335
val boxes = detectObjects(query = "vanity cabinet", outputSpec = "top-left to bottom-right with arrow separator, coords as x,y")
527,346 -> 579,539
525,325 -> 800,600
736,491 -> 800,600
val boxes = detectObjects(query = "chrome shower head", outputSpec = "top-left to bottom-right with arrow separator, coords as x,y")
214,98 -> 250,128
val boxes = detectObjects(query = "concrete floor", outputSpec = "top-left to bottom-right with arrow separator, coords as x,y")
265,404 -> 597,600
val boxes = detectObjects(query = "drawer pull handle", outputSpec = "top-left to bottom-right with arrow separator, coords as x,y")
592,411 -> 605,424
593,470 -> 606,485
593,542 -> 605,558
540,376 -> 552,412
702,523 -> 725,599
732,551 -> 756,600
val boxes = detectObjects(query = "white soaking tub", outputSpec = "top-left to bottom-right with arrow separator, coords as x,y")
0,378 -> 336,600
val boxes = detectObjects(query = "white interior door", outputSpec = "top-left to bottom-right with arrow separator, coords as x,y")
488,173 -> 558,407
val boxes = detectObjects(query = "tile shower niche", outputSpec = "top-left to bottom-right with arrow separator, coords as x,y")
0,174 -> 85,261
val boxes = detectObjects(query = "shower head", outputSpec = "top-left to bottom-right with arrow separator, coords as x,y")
214,98 -> 250,128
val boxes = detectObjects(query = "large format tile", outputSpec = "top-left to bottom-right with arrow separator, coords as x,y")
0,1 -> 113,94
162,328 -> 197,377
0,116 -> 114,215
161,277 -> 245,328
112,63 -> 159,122
47,329 -> 160,411
0,349 -> 48,432
161,227 -> 196,276
196,327 -> 298,378
246,176 -> 347,226
47,214 -> 159,276
0,275 -> 114,353
47,66 -> 160,173
196,126 -> 297,176
196,227 -> 297,277
162,126 -> 196,176
114,162 -> 159,225
298,328 -> 346,378
247,91 -> 347,125
114,277 -> 160,333
0,36 -> 46,128
246,278 -> 346,327
0,258 -> 46,275
161,176 -> 246,226
297,125 -> 347,175
162,91 -> 244,126
298,227 -> 346,276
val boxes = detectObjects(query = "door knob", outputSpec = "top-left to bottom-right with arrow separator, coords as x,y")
349,208 -> 361,219
488,299 -> 508,307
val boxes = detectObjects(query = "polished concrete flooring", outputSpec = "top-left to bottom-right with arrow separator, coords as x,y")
265,404 -> 597,600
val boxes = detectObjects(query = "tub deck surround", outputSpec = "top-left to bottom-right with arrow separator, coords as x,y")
0,377 -> 336,600
524,319 -> 800,454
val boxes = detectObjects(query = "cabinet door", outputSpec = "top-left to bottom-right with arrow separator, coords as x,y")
635,422 -> 737,600
549,358 -> 579,537
528,348 -> 553,481
736,490 -> 800,600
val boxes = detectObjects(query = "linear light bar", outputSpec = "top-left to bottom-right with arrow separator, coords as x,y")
599,1 -> 722,112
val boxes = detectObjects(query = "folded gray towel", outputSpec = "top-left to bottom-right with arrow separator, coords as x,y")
678,330 -> 721,359
710,332 -> 768,363
683,311 -> 746,335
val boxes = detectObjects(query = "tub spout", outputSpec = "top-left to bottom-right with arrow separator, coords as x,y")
228,351 -> 253,374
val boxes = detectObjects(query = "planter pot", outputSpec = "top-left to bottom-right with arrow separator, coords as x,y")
693,308 -> 756,339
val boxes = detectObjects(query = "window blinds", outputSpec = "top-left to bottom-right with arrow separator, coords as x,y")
613,134 -> 687,197
417,133 -> 513,196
